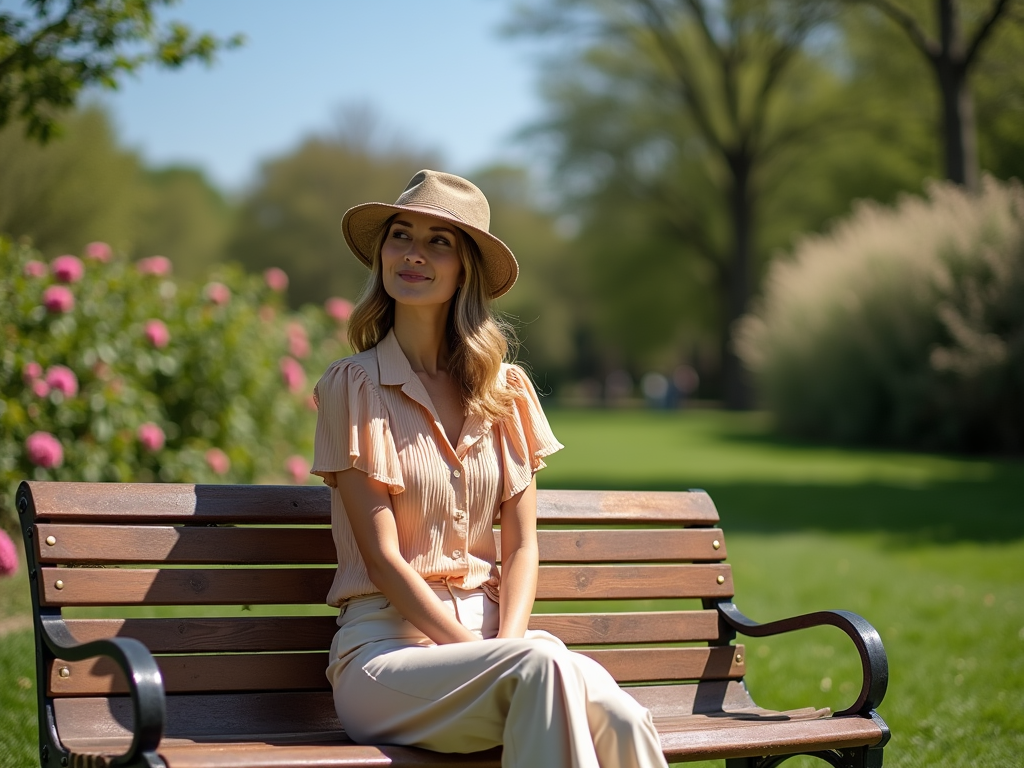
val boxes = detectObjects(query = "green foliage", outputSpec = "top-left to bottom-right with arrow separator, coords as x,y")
0,236 -> 351,534
0,105 -> 234,276
0,105 -> 142,255
226,109 -> 441,309
737,177 -> 1024,452
0,0 -> 242,141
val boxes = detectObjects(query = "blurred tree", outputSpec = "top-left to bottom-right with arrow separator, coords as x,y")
474,164 -> 574,388
226,106 -> 441,309
513,0 -> 847,407
0,0 -> 241,142
0,104 -> 141,254
133,165 -> 234,280
845,0 -> 1021,190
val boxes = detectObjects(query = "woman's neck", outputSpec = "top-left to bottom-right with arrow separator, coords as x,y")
392,302 -> 452,375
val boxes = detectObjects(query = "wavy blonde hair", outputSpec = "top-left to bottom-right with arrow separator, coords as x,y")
347,216 -> 518,422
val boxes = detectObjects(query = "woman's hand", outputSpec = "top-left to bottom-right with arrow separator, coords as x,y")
335,468 -> 478,644
496,477 -> 540,639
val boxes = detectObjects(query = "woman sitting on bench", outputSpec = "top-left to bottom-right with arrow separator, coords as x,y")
310,170 -> 668,768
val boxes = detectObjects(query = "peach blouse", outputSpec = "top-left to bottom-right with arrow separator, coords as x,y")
311,329 -> 563,607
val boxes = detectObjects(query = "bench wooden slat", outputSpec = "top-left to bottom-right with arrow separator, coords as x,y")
66,617 -> 341,652
38,524 -> 727,565
35,524 -> 337,565
26,483 -> 331,524
534,564 -> 733,600
39,567 -> 336,606
40,564 -> 733,606
537,489 -> 719,524
26,483 -> 716,526
51,645 -> 746,695
62,610 -> 723,654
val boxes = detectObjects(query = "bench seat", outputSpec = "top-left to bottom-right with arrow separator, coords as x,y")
17,482 -> 889,768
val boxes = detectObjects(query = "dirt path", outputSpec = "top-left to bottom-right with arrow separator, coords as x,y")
0,614 -> 32,637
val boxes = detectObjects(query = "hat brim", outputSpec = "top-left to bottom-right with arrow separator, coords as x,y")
342,202 -> 519,299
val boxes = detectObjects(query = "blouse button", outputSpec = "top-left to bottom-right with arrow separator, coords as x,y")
453,469 -> 461,478
453,549 -> 462,558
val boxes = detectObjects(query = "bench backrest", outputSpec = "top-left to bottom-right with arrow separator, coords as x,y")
19,481 -> 745,744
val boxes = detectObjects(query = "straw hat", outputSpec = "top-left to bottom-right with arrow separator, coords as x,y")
341,170 -> 519,299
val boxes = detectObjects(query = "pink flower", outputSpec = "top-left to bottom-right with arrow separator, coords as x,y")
144,319 -> 170,349
22,361 -> 43,384
325,297 -> 354,322
287,322 -> 309,359
26,431 -> 63,468
205,448 -> 231,475
279,356 -> 306,394
285,455 -> 309,485
45,365 -> 78,397
137,422 -> 166,452
204,282 -> 231,305
23,260 -> 48,278
32,380 -> 50,398
137,256 -> 172,277
42,285 -> 75,313
0,530 -> 18,578
52,255 -> 84,283
264,267 -> 289,292
84,242 -> 112,262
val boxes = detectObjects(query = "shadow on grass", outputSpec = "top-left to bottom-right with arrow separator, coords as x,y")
542,463 -> 1024,544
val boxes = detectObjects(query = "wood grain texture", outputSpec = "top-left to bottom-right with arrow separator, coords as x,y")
536,489 -> 719,524
65,617 -> 340,653
36,525 -> 726,566
38,567 -> 335,607
528,610 -> 722,644
51,645 -> 745,696
35,524 -> 336,565
535,564 -> 734,600
62,611 -> 721,653
23,482 -> 331,524
40,564 -> 731,606
578,645 -> 746,683
50,653 -> 332,696
24,482 -> 717,526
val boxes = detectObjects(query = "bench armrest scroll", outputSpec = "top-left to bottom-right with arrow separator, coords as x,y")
41,615 -> 166,768
715,600 -> 888,718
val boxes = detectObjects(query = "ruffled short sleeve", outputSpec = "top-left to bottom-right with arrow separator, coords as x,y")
498,364 -> 564,501
311,361 -> 404,494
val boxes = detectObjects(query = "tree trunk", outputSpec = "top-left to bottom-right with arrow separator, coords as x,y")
935,0 -> 980,190
722,153 -> 754,410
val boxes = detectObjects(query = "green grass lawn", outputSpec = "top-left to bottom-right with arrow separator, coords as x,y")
1,409 -> 1022,766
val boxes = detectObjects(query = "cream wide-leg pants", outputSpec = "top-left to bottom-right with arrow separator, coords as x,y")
326,584 -> 668,768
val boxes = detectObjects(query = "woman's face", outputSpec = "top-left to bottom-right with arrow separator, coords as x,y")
380,210 -> 466,308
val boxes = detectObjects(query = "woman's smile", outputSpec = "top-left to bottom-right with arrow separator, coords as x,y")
381,210 -> 464,306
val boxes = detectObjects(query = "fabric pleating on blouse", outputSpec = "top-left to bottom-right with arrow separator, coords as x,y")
311,329 -> 563,607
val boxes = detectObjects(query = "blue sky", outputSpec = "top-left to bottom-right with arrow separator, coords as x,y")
90,1 -> 545,191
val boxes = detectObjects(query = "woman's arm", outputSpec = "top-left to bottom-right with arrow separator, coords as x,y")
335,468 -> 478,644
496,476 -> 540,639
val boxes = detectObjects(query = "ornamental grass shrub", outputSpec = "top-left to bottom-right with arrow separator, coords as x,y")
0,237 -> 354,534
737,177 -> 1024,453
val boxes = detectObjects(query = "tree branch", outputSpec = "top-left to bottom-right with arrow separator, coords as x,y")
856,0 -> 939,60
964,0 -> 1015,67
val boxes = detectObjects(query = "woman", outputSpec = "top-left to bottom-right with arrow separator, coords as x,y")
312,170 -> 667,768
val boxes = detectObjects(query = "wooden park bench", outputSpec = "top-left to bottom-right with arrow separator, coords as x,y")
17,481 -> 890,768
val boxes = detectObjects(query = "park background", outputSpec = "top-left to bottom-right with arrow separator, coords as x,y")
1,0 -> 1022,766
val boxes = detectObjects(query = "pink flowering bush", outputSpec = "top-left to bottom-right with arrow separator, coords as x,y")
138,256 -> 173,277
144,319 -> 171,349
1,237 -> 351,534
52,255 -> 85,283
264,267 -> 289,292
0,528 -> 18,576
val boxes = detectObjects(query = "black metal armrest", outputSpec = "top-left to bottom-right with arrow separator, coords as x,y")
715,600 -> 889,718
41,615 -> 167,768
